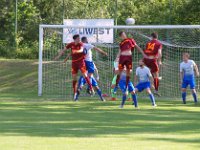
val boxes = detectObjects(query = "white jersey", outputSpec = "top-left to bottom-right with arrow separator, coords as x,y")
180,59 -> 196,76
83,43 -> 95,62
114,61 -> 119,71
136,66 -> 152,82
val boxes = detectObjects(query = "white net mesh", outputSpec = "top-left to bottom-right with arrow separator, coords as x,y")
40,26 -> 200,99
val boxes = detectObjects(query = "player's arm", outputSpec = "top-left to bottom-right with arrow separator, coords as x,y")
180,64 -> 184,85
135,44 -> 148,58
157,49 -> 162,65
94,64 -> 100,81
54,43 -> 71,60
194,63 -> 199,77
63,52 -> 71,63
93,47 -> 108,56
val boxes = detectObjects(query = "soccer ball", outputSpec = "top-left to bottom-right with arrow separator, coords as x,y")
125,18 -> 135,25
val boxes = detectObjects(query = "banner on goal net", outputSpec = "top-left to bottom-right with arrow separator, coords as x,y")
63,19 -> 114,43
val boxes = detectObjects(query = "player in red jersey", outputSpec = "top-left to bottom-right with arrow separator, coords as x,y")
113,31 -> 147,93
143,32 -> 162,96
54,34 -> 94,100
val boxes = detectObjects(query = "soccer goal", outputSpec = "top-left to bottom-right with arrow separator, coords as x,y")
38,25 -> 200,99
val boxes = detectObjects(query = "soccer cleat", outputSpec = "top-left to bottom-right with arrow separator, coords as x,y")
101,98 -> 106,102
73,93 -> 78,101
152,104 -> 157,108
111,97 -> 117,101
153,91 -> 161,97
90,89 -> 95,96
119,105 -> 124,108
183,101 -> 186,104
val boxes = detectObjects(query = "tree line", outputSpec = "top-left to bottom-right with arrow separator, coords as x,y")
0,0 -> 199,59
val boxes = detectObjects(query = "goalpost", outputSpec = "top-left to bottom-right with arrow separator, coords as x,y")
38,25 -> 200,99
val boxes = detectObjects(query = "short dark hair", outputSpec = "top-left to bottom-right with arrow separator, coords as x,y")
81,36 -> 87,42
73,34 -> 80,40
119,31 -> 125,36
151,32 -> 158,39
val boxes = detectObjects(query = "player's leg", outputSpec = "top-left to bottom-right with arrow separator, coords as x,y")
181,80 -> 188,104
79,61 -> 94,95
72,73 -> 78,100
152,71 -> 161,96
125,56 -> 132,90
119,81 -> 127,108
111,75 -> 117,100
146,88 -> 156,106
91,77 -> 105,101
75,76 -> 87,101
190,79 -> 198,103
128,82 -> 138,108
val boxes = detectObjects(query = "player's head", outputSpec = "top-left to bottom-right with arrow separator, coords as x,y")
183,52 -> 190,61
151,32 -> 158,39
81,36 -> 88,43
139,59 -> 144,67
73,34 -> 80,43
119,31 -> 127,40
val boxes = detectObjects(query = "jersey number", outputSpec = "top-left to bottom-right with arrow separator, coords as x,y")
147,43 -> 155,51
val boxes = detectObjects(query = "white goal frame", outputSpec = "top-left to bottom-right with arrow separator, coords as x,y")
38,24 -> 200,96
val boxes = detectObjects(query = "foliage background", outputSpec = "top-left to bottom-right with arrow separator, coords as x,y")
0,0 -> 199,59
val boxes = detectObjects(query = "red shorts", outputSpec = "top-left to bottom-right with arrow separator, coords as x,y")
71,60 -> 87,75
118,55 -> 132,70
143,58 -> 159,73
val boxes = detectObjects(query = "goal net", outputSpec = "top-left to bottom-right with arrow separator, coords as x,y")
38,25 -> 200,99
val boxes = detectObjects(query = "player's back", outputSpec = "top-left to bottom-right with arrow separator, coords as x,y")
144,39 -> 162,56
136,66 -> 151,83
120,38 -> 136,52
83,43 -> 94,62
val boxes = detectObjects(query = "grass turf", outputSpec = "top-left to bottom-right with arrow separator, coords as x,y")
0,100 -> 200,150
0,59 -> 200,150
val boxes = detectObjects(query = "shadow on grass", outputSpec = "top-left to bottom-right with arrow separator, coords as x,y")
0,100 -> 200,147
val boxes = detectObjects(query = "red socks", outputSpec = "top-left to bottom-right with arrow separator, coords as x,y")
84,76 -> 93,90
72,80 -> 77,94
154,78 -> 159,91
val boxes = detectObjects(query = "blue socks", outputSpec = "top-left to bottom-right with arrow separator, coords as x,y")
149,94 -> 156,106
192,92 -> 198,103
121,95 -> 126,106
132,94 -> 138,107
182,92 -> 186,104
97,89 -> 104,101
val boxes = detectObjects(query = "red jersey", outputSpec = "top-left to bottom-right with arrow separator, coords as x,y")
144,39 -> 162,57
119,38 -> 136,52
66,42 -> 85,62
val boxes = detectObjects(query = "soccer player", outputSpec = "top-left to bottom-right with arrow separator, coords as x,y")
118,68 -> 138,108
76,64 -> 105,101
111,58 -> 132,101
143,32 -> 162,96
180,53 -> 199,104
134,59 -> 157,107
114,31 -> 147,93
54,34 -> 94,100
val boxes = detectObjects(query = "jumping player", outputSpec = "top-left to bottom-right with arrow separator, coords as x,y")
114,31 -> 147,93
118,68 -> 138,108
134,59 -> 157,107
111,58 -> 131,101
180,53 -> 199,104
143,32 -> 162,96
54,34 -> 94,100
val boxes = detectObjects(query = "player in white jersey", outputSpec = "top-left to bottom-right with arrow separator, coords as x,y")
180,53 -> 199,104
81,36 -> 107,78
134,59 -> 157,107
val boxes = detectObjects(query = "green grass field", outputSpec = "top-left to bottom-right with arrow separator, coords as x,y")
0,59 -> 200,150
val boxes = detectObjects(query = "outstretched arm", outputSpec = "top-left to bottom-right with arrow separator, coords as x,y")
63,52 -> 71,63
157,49 -> 162,65
93,47 -> 108,56
135,44 -> 148,58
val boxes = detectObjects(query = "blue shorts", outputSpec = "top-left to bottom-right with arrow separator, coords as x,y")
119,80 -> 135,94
136,82 -> 151,92
182,78 -> 195,89
85,61 -> 95,73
